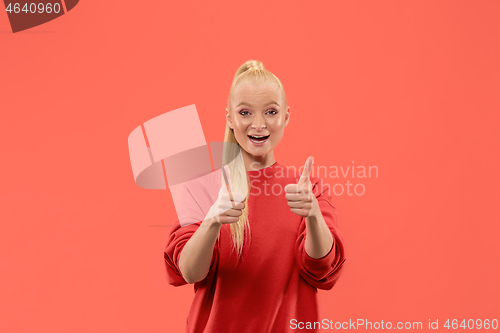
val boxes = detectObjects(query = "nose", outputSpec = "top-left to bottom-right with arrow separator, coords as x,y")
251,114 -> 267,131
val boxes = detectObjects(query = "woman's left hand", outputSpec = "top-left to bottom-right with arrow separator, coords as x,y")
285,156 -> 319,218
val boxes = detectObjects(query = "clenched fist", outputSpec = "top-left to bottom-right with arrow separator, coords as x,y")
284,156 -> 319,218
206,166 -> 246,225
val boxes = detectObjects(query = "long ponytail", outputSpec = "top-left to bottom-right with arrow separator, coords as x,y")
222,124 -> 250,259
223,59 -> 287,260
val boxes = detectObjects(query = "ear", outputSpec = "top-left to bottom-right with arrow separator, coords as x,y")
284,106 -> 290,127
226,108 -> 234,129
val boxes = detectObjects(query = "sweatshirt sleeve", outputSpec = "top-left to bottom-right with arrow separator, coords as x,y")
163,220 -> 218,287
295,180 -> 346,290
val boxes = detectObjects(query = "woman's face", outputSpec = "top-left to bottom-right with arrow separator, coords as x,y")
226,82 -> 290,160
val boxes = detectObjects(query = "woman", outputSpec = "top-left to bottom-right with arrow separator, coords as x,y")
164,60 -> 346,332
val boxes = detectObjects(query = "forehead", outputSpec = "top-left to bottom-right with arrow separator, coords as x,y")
232,83 -> 282,107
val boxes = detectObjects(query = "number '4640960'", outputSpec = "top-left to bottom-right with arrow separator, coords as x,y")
443,318 -> 497,330
5,3 -> 62,14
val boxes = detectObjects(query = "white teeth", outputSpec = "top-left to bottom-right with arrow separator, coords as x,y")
249,136 -> 268,144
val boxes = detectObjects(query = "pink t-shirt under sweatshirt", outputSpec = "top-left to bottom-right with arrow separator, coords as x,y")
164,162 -> 346,333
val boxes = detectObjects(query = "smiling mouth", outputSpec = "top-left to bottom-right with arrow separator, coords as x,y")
248,135 -> 270,144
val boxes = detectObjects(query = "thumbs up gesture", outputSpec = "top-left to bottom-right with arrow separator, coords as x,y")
205,165 -> 246,225
285,156 -> 319,218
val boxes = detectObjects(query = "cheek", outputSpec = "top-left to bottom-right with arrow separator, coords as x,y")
269,116 -> 286,128
234,122 -> 248,136
268,128 -> 284,145
272,124 -> 286,141
269,121 -> 286,135
232,122 -> 250,145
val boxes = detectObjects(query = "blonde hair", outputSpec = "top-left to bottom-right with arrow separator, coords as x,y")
223,59 -> 288,260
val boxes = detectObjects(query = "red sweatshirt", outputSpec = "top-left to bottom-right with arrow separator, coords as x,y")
164,162 -> 346,333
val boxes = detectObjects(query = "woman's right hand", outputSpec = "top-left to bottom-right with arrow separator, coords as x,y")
205,166 -> 246,226
208,184 -> 246,225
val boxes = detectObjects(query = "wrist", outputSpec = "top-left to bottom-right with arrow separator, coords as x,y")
202,217 -> 223,230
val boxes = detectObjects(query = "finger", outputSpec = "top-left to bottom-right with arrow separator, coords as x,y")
217,192 -> 245,214
221,165 -> 235,207
284,184 -> 301,193
297,156 -> 314,189
218,215 -> 240,224
289,208 -> 309,217
221,164 -> 233,189
215,204 -> 244,216
231,192 -> 246,204
232,201 -> 245,210
287,201 -> 312,209
219,200 -> 245,212
285,192 -> 312,202
221,208 -> 243,217
285,184 -> 311,193
218,188 -> 245,207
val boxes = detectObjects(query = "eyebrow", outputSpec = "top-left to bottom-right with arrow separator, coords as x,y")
236,101 -> 280,108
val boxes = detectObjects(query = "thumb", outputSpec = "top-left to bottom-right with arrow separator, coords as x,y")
297,156 -> 314,188
221,164 -> 232,190
221,164 -> 235,202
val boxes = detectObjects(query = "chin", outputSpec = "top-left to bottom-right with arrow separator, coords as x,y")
245,147 -> 270,157
240,142 -> 273,158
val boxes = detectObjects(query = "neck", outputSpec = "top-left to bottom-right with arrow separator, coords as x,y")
241,150 -> 276,171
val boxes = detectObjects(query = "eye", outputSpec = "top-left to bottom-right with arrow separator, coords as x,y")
239,110 -> 251,116
266,109 -> 278,115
